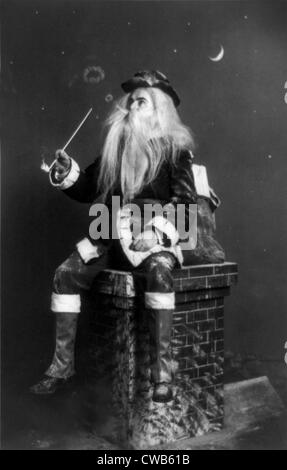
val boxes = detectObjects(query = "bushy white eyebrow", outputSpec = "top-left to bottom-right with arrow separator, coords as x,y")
129,96 -> 148,103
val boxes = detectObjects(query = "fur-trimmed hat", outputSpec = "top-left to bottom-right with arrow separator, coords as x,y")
121,70 -> 180,107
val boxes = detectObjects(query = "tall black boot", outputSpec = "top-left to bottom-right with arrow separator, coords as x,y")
148,308 -> 174,403
30,312 -> 78,395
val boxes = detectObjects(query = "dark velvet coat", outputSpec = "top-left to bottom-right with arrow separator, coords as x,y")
52,148 -> 225,266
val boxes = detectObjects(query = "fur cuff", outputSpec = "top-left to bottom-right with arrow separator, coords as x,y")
76,237 -> 104,264
192,164 -> 211,198
145,292 -> 175,309
146,216 -> 179,246
49,158 -> 80,189
51,293 -> 81,313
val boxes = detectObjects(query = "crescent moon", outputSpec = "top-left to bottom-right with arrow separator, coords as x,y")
209,45 -> 224,62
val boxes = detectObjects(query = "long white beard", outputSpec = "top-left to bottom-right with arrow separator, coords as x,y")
120,112 -> 154,201
100,102 -> 169,203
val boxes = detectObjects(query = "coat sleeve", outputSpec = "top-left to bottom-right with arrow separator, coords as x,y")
50,156 -> 102,203
169,149 -> 198,244
145,149 -> 197,246
170,149 -> 197,206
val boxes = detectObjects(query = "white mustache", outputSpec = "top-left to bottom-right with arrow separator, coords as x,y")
115,106 -> 143,125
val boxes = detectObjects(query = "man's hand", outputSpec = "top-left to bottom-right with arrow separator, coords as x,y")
54,149 -> 71,181
130,230 -> 158,252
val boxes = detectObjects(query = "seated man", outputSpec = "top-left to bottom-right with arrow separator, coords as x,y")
31,70 -> 225,403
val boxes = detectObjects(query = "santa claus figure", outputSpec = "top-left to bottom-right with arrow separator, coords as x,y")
31,71 -> 225,403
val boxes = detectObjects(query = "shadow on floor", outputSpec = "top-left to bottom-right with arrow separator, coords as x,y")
2,354 -> 287,450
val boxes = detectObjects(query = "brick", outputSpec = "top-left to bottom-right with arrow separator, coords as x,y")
229,273 -> 239,285
216,354 -> 224,365
214,363 -> 224,375
207,307 -> 224,319
199,373 -> 215,386
173,279 -> 182,290
199,332 -> 208,343
175,292 -> 186,303
175,291 -> 195,303
173,312 -> 187,324
177,368 -> 198,379
207,352 -> 217,363
198,364 -> 216,377
186,311 -> 194,323
196,377 -> 213,387
180,357 -> 198,368
175,358 -> 187,370
213,373 -> 224,385
200,342 -> 215,354
187,355 -> 207,367
187,331 -> 203,344
176,287 -> 231,302
194,310 -> 208,321
215,340 -> 224,351
173,345 -> 195,359
206,354 -> 218,366
175,301 -> 198,312
214,263 -> 238,274
180,277 -> 207,291
202,390 -> 217,408
206,275 -> 229,288
187,266 -> 215,276
202,385 -> 216,395
216,318 -> 224,329
172,268 -> 189,279
192,343 -> 207,357
171,335 -> 187,347
198,299 -> 217,309
210,329 -> 224,341
172,324 -> 188,336
186,323 -> 200,334
196,320 -> 216,332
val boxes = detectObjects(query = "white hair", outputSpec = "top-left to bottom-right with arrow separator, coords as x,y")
97,87 -> 195,202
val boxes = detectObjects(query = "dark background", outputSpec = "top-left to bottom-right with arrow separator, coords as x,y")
2,0 -> 287,439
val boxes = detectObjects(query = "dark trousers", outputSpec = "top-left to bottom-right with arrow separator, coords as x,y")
46,240 -> 177,384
